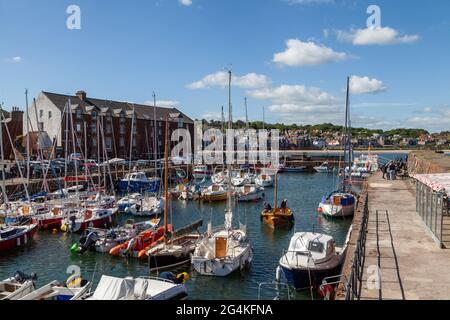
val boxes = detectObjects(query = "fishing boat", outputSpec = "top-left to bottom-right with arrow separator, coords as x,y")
125,195 -> 163,217
20,275 -> 91,300
314,162 -> 334,173
61,207 -> 116,233
72,219 -> 160,254
0,271 -> 37,300
236,184 -> 264,202
83,274 -> 188,300
191,70 -> 253,277
193,165 -> 212,180
260,174 -> 295,228
318,77 -> 357,218
109,225 -> 169,258
118,172 -> 161,194
255,174 -> 274,188
201,184 -> 229,202
0,224 -> 38,252
276,232 -> 347,290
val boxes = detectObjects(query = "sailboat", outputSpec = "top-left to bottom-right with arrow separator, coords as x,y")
318,77 -> 357,218
261,173 -> 295,228
191,69 -> 253,277
0,104 -> 38,252
145,113 -> 202,271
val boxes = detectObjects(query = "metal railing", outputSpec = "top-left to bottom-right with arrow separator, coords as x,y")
344,195 -> 369,300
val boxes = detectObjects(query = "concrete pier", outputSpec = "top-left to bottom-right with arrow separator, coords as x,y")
358,173 -> 450,300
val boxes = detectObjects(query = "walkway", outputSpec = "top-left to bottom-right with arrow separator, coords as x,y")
360,173 -> 450,300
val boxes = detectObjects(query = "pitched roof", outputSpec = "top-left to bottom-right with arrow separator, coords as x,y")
41,91 -> 194,124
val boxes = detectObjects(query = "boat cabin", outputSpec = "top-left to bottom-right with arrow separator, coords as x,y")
286,232 -> 336,264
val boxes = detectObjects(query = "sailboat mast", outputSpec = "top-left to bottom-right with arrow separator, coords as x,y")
25,89 -> 30,188
262,106 -> 265,131
153,92 -> 158,174
163,116 -> 170,244
221,106 -> 225,172
0,102 -> 9,206
68,98 -> 80,205
225,69 -> 233,229
342,76 -> 350,192
245,97 -> 249,131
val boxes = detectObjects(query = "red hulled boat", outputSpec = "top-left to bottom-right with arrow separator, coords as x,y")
0,224 -> 38,252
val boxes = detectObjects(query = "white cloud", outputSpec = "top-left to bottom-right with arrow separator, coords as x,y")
273,39 -> 348,67
187,71 -> 271,90
350,76 -> 386,95
144,100 -> 180,108
179,0 -> 192,6
248,84 -> 338,106
336,27 -> 419,46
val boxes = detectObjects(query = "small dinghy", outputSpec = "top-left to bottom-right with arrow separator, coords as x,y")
0,271 -> 37,300
277,232 -> 347,290
314,162 -> 334,173
20,274 -> 91,300
318,191 -> 356,218
84,273 -> 188,300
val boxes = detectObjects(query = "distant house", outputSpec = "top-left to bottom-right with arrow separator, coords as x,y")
313,139 -> 327,149
1,107 -> 24,161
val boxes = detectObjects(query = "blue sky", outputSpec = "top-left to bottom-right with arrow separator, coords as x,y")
1,0 -> 450,132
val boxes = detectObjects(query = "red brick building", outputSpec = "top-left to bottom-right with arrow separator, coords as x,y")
1,107 -> 24,161
26,91 -> 194,161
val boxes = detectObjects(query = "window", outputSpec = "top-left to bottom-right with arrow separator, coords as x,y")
308,241 -> 324,253
39,110 -> 43,118
92,111 -> 97,119
76,110 -> 82,119
158,129 -> 162,136
91,123 -> 97,133
132,137 -> 137,147
48,111 -> 52,119
105,137 -> 112,150
120,137 -> 125,147
76,123 -> 82,132
38,122 -> 44,131
120,125 -> 126,135
178,118 -> 184,128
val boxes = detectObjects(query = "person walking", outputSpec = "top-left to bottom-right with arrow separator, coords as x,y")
381,164 -> 387,179
389,161 -> 397,180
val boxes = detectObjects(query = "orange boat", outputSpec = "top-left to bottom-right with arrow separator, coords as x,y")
109,225 -> 172,258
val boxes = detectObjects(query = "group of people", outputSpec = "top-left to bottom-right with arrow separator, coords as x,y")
381,159 -> 407,180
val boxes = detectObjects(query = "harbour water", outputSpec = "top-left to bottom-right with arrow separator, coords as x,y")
0,152 -> 404,300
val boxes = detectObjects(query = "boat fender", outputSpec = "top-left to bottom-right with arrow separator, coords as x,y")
275,266 -> 283,283
176,272 -> 189,284
318,284 -> 333,300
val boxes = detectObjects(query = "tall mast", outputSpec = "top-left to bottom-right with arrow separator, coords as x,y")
0,103 -> 9,206
342,76 -> 350,192
68,99 -> 79,205
153,92 -> 158,175
127,104 -> 135,193
64,100 -> 69,189
225,69 -> 233,230
25,89 -> 30,188
163,116 -> 170,244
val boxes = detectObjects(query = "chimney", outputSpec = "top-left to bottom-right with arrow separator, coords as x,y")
76,90 -> 87,100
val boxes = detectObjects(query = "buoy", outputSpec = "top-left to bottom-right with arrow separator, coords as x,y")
52,228 -> 58,234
